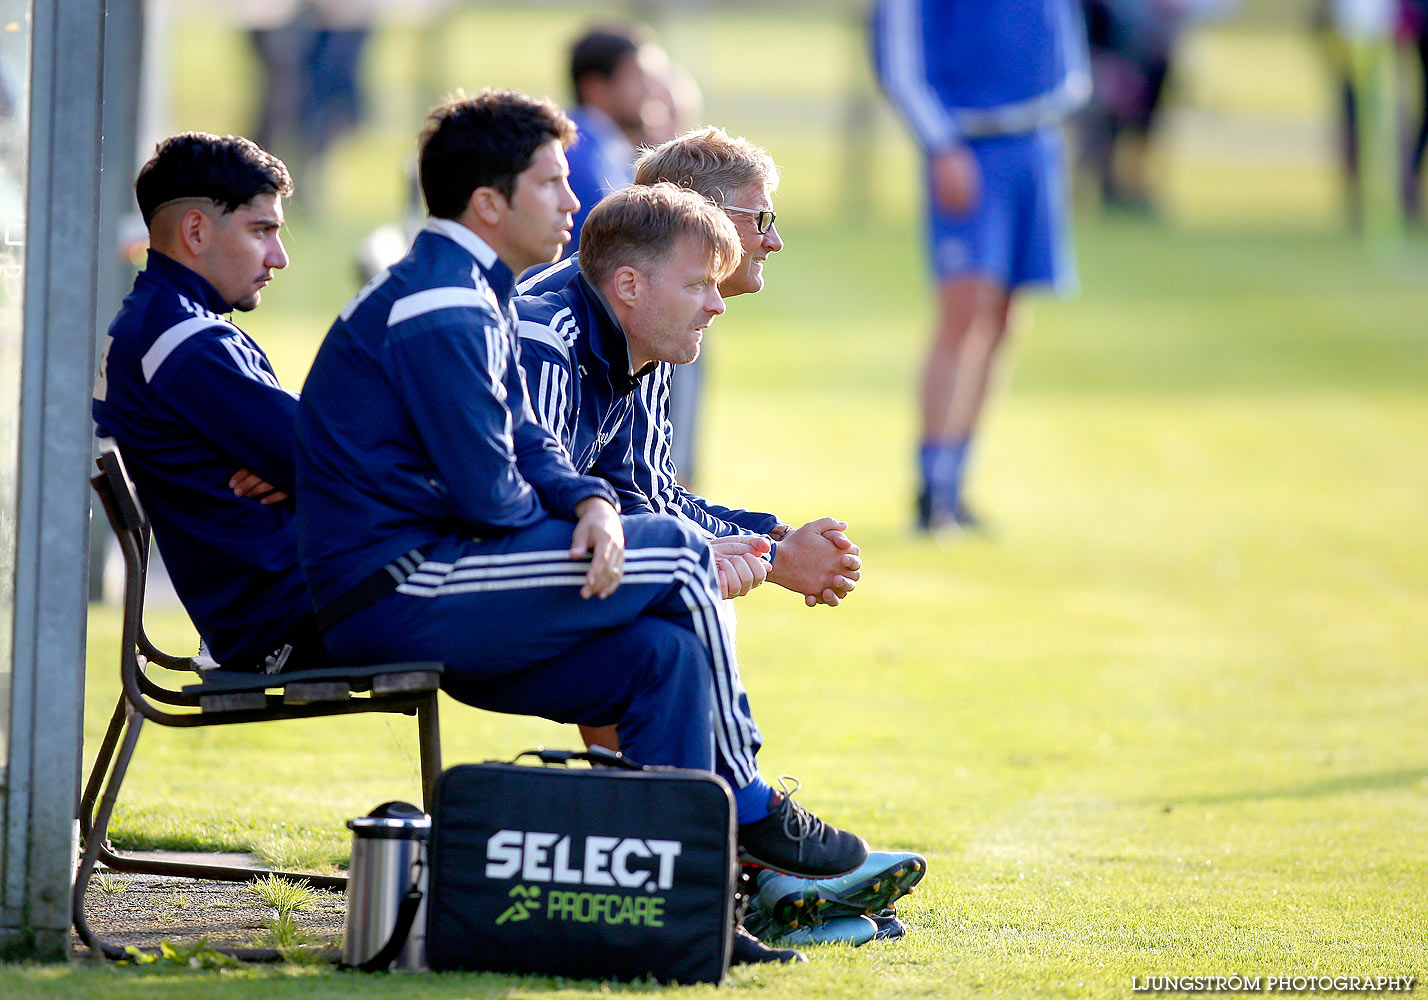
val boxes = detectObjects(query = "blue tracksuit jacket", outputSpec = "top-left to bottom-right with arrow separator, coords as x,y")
514,270 -> 654,514
872,0 -> 1091,149
92,250 -> 310,666
294,219 -> 617,610
516,258 -> 781,542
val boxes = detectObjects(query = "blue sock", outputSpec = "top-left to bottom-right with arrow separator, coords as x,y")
732,773 -> 774,825
919,438 -> 969,513
917,443 -> 942,496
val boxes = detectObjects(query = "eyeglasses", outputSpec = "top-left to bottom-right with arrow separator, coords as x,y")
720,204 -> 777,234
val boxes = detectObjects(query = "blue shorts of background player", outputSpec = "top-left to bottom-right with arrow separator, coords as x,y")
925,127 -> 1076,293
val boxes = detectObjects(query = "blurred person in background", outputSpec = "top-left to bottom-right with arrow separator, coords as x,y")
563,25 -> 711,487
1317,0 -> 1428,223
1402,0 -> 1428,218
1077,0 -> 1236,214
563,25 -> 648,254
631,43 -> 705,146
1078,0 -> 1184,213
247,0 -> 376,203
563,24 -> 707,246
872,0 -> 1090,536
1079,0 -> 1239,212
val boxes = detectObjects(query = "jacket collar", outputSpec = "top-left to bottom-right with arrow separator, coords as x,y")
577,273 -> 656,394
424,217 -> 516,305
142,250 -> 235,317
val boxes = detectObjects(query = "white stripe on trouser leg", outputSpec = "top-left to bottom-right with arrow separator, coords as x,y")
714,600 -> 750,771
721,599 -> 738,643
672,552 -> 758,786
395,548 -> 699,595
711,597 -> 759,784
391,541 -> 760,784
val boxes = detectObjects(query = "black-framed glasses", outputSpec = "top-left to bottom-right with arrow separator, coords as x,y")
721,204 -> 777,234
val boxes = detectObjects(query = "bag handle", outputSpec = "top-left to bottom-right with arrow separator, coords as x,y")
514,746 -> 644,771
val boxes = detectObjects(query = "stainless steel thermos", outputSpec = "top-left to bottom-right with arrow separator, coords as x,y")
342,801 -> 430,970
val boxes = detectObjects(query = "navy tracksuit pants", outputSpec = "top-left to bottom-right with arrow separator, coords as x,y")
323,513 -> 762,787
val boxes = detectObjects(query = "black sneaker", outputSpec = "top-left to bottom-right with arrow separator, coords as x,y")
869,908 -> 907,941
914,490 -> 958,535
731,923 -> 807,965
953,500 -> 988,534
738,777 -> 868,878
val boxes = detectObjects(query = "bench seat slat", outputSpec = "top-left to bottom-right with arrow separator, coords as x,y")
182,661 -> 444,697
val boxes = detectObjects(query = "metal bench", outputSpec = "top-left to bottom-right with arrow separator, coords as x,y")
75,441 -> 443,959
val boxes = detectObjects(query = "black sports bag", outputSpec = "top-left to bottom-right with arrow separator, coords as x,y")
425,749 -> 737,984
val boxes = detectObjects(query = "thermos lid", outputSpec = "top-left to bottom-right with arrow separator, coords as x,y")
346,800 -> 431,839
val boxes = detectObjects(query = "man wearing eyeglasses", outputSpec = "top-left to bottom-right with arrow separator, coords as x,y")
517,129 -> 922,950
520,126 -> 862,609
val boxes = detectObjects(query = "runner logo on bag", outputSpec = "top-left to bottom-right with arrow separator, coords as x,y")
494,885 -> 542,924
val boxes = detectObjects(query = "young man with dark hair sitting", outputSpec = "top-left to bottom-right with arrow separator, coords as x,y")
93,132 -> 327,674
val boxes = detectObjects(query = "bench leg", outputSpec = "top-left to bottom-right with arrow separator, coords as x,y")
78,695 -> 129,846
73,706 -> 144,959
78,698 -> 348,902
418,693 -> 442,814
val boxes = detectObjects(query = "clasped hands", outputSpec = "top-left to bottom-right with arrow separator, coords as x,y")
714,516 -> 861,606
569,503 -> 860,607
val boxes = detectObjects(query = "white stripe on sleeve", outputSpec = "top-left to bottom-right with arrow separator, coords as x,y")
877,0 -> 958,149
517,320 -> 572,359
140,316 -> 232,382
388,286 -> 492,327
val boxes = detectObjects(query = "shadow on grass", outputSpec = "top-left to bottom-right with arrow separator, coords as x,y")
1148,768 -> 1428,808
5,963 -> 697,999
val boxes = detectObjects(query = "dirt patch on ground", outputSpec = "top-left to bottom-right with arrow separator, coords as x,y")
75,868 -> 346,959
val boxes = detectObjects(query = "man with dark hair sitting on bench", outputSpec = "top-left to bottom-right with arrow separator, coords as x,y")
92,131 -> 326,674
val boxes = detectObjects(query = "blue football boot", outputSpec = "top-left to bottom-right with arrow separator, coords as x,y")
753,850 -> 927,931
771,915 -> 878,948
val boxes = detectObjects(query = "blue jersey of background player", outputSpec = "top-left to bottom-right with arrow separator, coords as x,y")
872,0 -> 1090,533
560,26 -> 647,257
92,132 -> 325,673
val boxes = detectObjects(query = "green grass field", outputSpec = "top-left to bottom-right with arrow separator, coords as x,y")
7,5 -> 1427,996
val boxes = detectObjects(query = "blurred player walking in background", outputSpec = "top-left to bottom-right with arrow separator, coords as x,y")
872,0 -> 1090,535
563,25 -> 647,254
562,25 -> 709,487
